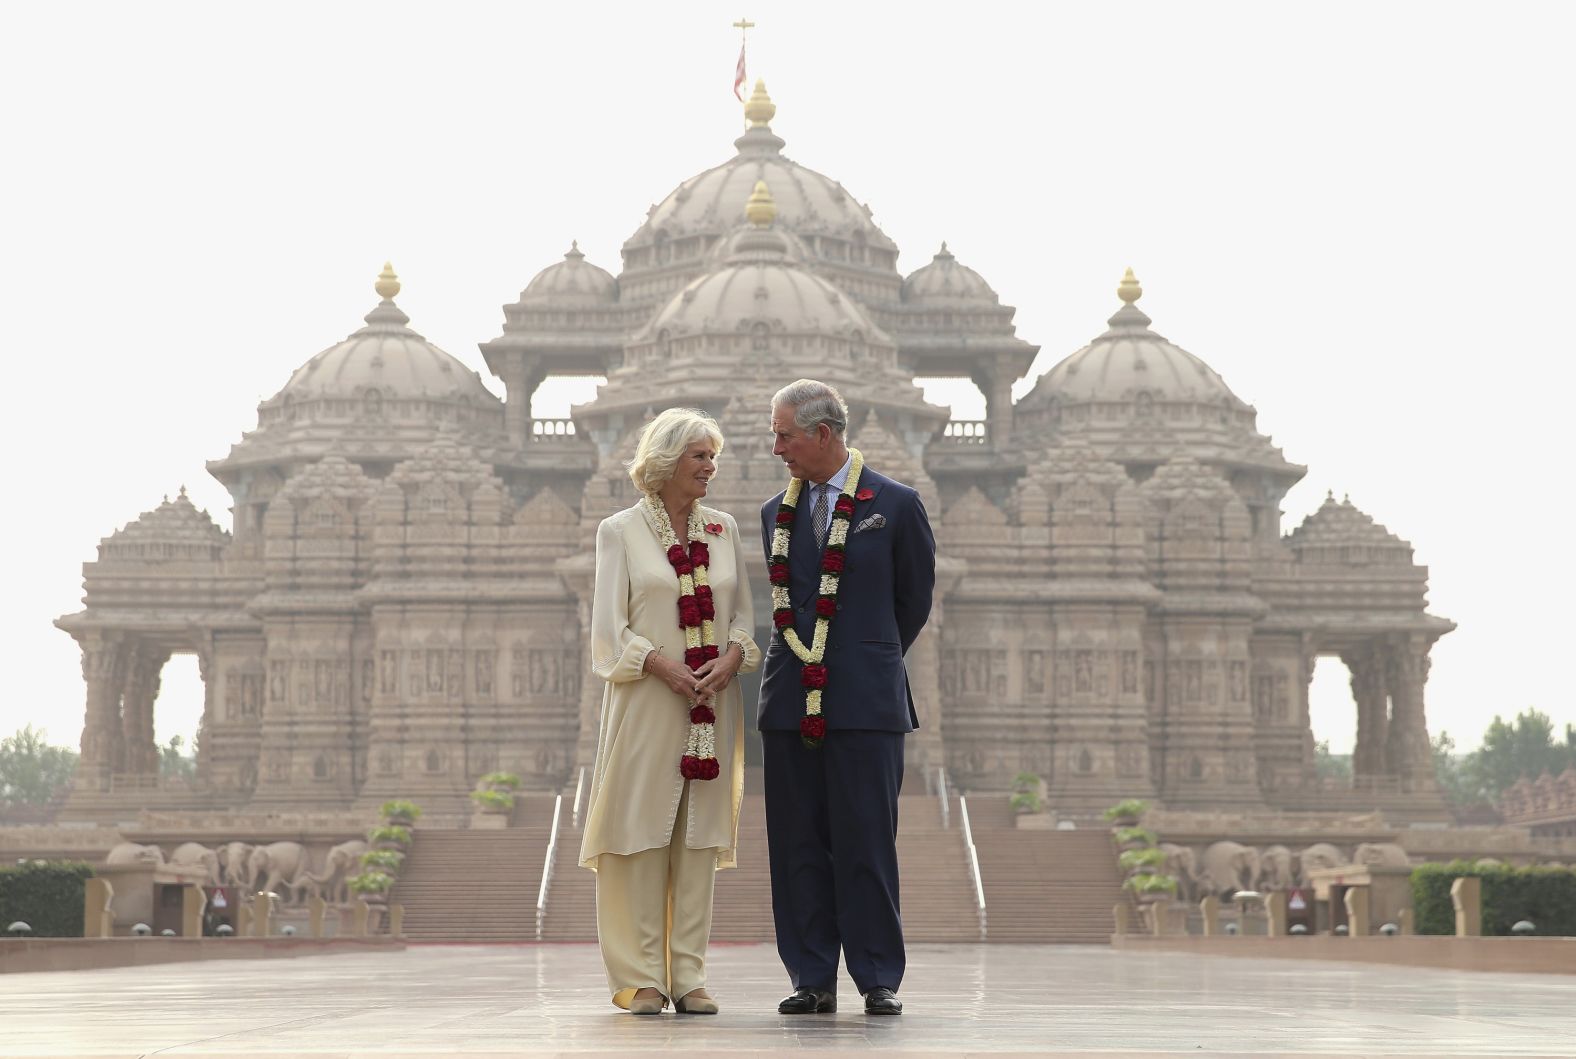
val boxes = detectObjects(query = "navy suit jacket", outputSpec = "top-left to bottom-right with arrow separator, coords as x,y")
757,465 -> 936,732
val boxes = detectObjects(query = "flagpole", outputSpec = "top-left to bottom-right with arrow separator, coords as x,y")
732,17 -> 754,106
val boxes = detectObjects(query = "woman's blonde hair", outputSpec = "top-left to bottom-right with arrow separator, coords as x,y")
627,407 -> 725,496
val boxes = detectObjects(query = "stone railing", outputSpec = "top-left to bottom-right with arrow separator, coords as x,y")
529,418 -> 579,442
940,420 -> 988,444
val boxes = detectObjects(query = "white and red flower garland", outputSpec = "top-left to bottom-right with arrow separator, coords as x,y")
646,496 -> 721,781
767,448 -> 866,748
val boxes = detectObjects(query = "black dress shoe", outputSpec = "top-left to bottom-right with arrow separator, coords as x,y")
778,987 -> 836,1014
863,987 -> 902,1015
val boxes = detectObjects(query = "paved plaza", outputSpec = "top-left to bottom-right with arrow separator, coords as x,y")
2,942 -> 1573,1057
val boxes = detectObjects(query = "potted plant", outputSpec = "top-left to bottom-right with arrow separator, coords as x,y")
470,788 -> 514,814
380,800 -> 422,827
479,771 -> 521,793
1114,826 -> 1157,852
368,824 -> 411,851
1123,872 -> 1178,904
347,870 -> 395,905
1102,799 -> 1150,828
1118,847 -> 1168,875
359,849 -> 404,873
1008,772 -> 1044,816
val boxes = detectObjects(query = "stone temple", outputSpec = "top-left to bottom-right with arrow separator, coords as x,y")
55,83 -> 1454,822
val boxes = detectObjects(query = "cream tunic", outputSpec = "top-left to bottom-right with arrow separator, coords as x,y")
579,502 -> 761,871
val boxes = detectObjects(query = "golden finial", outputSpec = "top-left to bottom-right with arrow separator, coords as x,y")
745,180 -> 777,227
1117,267 -> 1142,304
744,79 -> 776,127
375,261 -> 400,301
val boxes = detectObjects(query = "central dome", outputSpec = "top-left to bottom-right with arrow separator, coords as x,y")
620,82 -> 898,285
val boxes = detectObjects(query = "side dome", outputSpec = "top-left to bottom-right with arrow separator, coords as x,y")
902,243 -> 999,304
209,265 -> 507,483
619,82 -> 899,301
271,265 -> 502,407
1012,269 -> 1304,482
1030,269 -> 1238,404
518,242 -> 617,304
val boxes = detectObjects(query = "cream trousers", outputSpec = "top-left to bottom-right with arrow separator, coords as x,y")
594,781 -> 718,1008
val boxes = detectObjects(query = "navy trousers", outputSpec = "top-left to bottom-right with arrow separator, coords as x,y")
762,729 -> 905,995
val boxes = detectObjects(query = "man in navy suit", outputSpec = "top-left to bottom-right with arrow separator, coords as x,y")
758,379 -> 935,1016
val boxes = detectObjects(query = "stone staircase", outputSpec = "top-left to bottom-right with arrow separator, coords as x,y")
541,792 -> 982,943
391,794 -> 560,941
968,796 -> 1130,943
393,785 -> 1126,945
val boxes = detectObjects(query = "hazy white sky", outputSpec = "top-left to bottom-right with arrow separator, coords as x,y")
2,2 -> 1571,757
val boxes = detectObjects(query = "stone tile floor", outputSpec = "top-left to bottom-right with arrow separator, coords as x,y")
1,942 -> 1573,1057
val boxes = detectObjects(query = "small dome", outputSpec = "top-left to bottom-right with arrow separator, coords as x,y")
902,243 -> 998,304
638,184 -> 886,345
1032,269 -> 1241,405
271,264 -> 499,406
518,242 -> 617,304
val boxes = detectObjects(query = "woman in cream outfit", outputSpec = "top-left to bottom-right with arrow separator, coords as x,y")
579,408 -> 760,1015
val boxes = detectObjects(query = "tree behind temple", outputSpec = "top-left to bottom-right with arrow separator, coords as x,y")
0,726 -> 78,805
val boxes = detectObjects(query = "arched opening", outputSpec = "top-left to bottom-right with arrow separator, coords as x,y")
152,653 -> 204,779
529,375 -> 605,420
914,377 -> 984,419
1307,656 -> 1358,785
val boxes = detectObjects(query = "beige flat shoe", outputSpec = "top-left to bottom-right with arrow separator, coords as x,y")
675,990 -> 719,1015
628,990 -> 667,1015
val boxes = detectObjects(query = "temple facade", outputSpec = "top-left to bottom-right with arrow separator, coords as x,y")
55,83 -> 1454,821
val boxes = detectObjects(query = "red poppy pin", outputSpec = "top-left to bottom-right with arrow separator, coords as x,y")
856,488 -> 875,502
705,522 -> 724,536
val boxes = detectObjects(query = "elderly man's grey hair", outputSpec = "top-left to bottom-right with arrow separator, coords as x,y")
772,378 -> 848,439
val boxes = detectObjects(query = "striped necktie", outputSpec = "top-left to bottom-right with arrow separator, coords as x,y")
811,483 -> 830,549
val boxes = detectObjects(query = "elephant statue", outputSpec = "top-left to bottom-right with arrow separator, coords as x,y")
217,842 -> 254,888
303,839 -> 369,904
1353,842 -> 1411,869
1258,845 -> 1296,891
1158,843 -> 1198,903
105,842 -> 164,866
1196,841 -> 1260,898
1296,842 -> 1347,883
246,841 -> 310,903
169,842 -> 220,885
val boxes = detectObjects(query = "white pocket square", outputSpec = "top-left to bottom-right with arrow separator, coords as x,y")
854,514 -> 886,533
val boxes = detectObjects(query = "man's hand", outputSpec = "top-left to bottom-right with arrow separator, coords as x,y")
694,643 -> 744,701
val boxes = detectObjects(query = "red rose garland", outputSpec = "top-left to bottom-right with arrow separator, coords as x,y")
767,449 -> 866,748
648,498 -> 720,780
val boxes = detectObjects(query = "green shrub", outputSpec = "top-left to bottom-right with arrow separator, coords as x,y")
470,789 -> 514,811
1102,799 -> 1150,822
346,870 -> 394,895
379,800 -> 422,823
1114,827 -> 1157,848
1123,873 -> 1178,895
0,862 -> 94,937
1411,861 -> 1576,936
1119,848 -> 1167,873
359,850 -> 404,872
367,824 -> 411,846
479,771 -> 522,791
1009,791 -> 1043,814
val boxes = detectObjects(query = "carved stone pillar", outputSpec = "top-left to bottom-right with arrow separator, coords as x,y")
504,355 -> 549,447
1345,645 -> 1389,780
1383,635 -> 1436,790
74,632 -> 127,792
120,645 -> 169,777
975,357 -> 1015,447
905,556 -> 964,776
557,552 -> 601,771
